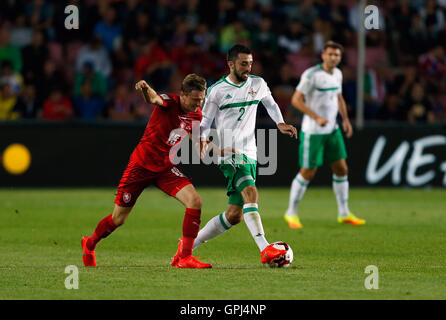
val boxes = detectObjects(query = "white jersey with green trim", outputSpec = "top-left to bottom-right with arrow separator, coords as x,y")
200,75 -> 275,162
296,64 -> 343,134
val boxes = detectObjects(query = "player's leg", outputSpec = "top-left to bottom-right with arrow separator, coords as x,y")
285,167 -> 317,228
193,204 -> 242,250
239,184 -> 287,263
81,204 -> 133,267
285,131 -> 323,228
157,167 -> 211,268
330,159 -> 365,225
81,159 -> 150,267
326,129 -> 365,225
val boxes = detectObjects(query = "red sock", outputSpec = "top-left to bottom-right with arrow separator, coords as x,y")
180,208 -> 201,258
86,214 -> 117,251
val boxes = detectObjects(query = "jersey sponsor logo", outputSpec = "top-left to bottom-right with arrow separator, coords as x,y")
171,167 -> 185,177
160,94 -> 170,100
225,94 -> 232,99
122,192 -> 132,204
167,131 -> 182,145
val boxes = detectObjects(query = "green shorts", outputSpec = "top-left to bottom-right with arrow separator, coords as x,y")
218,154 -> 257,207
299,128 -> 347,169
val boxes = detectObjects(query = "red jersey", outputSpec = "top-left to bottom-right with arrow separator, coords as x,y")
131,94 -> 202,172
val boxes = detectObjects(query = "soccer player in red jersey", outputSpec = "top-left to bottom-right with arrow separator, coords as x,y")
81,74 -> 213,269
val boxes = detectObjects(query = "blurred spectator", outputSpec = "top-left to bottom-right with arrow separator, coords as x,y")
25,0 -> 54,38
182,0 -> 201,29
93,6 -> 122,52
106,84 -> 136,121
15,83 -> 39,119
193,23 -> 216,52
123,10 -> 153,60
400,14 -> 430,57
251,17 -> 278,57
390,0 -> 416,39
170,19 -> 192,50
377,94 -> 405,121
311,19 -> 331,54
9,15 -> 33,48
271,62 -> 299,122
0,28 -> 22,73
393,65 -> 420,99
41,87 -> 73,121
284,0 -> 319,29
340,65 -> 356,117
1,61 -> 23,95
406,83 -> 436,124
0,83 -> 20,120
76,36 -> 112,77
36,59 -> 67,109
73,81 -> 104,120
134,38 -> 171,90
278,19 -> 307,54
21,30 -> 48,84
220,20 -> 250,53
419,0 -> 445,33
418,45 -> 446,93
74,62 -> 107,99
363,66 -> 390,119
237,0 -> 262,31
171,35 -> 216,78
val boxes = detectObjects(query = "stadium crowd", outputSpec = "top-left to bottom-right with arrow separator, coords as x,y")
0,0 -> 445,124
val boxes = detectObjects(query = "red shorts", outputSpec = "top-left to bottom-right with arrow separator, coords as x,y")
114,159 -> 192,207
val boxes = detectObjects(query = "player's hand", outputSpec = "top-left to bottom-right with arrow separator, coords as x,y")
315,117 -> 328,127
342,119 -> 353,138
199,140 -> 209,159
135,80 -> 149,91
277,123 -> 298,139
220,147 -> 240,156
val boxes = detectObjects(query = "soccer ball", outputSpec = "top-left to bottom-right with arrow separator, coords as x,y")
268,241 -> 293,268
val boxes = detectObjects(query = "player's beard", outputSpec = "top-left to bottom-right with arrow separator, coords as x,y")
233,66 -> 249,82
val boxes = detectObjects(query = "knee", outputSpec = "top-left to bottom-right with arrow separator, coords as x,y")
242,185 -> 258,203
112,207 -> 131,226
300,169 -> 316,181
186,194 -> 203,210
226,209 -> 243,225
334,166 -> 348,177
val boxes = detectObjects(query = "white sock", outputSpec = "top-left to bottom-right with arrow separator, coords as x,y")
243,203 -> 269,251
286,173 -> 309,216
332,174 -> 350,217
193,212 -> 232,250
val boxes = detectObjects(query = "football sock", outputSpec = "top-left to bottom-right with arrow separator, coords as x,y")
86,214 -> 117,251
193,212 -> 232,250
180,208 -> 201,258
332,174 -> 350,217
243,203 -> 269,252
286,173 -> 309,216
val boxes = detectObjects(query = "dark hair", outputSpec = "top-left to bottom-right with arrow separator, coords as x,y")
181,73 -> 207,94
323,41 -> 344,53
227,44 -> 252,63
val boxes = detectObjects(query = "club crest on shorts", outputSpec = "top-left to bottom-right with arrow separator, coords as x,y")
123,192 -> 132,203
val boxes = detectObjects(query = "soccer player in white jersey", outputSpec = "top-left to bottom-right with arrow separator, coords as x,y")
284,41 -> 365,229
192,44 -> 298,265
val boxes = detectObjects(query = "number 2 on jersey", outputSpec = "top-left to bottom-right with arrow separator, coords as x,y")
237,107 -> 245,121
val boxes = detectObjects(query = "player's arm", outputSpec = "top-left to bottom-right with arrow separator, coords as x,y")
135,80 -> 164,106
291,90 -> 328,127
261,94 -> 297,139
338,93 -> 353,138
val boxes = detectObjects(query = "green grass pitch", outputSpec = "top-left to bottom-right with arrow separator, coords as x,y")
0,187 -> 445,300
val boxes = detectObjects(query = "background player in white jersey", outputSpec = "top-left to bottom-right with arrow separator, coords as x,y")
284,41 -> 366,229
196,44 -> 297,264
